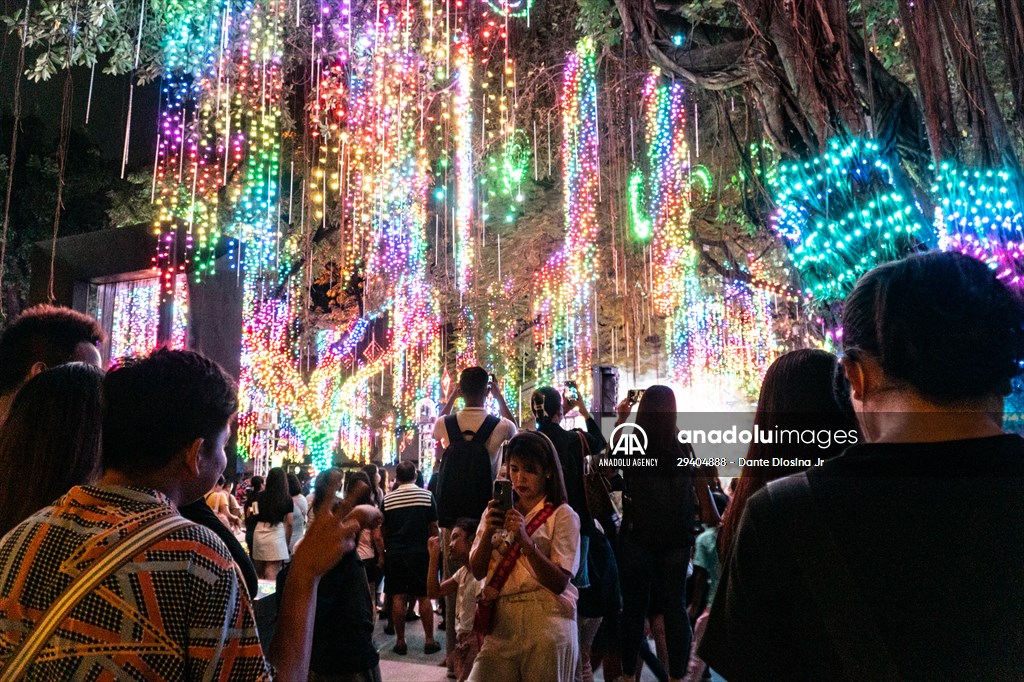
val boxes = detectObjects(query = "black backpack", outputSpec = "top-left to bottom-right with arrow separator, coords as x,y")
436,414 -> 500,528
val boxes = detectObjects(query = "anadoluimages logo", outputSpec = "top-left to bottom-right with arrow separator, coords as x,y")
610,423 -> 648,457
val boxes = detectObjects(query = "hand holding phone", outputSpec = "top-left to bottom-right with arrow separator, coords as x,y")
565,380 -> 580,402
493,479 -> 514,513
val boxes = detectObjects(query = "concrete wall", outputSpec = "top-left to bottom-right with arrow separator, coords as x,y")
30,225 -> 245,474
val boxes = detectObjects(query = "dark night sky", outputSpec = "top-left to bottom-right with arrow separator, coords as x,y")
0,25 -> 160,168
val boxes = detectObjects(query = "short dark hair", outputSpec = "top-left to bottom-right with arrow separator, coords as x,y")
0,363 -> 104,536
504,431 -> 568,506
452,517 -> 479,537
459,367 -> 489,400
102,349 -> 238,474
395,461 -> 417,483
0,305 -> 104,394
842,251 -> 1024,402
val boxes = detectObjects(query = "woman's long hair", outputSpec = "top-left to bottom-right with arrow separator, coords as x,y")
718,349 -> 859,563
633,384 -> 683,467
504,431 -> 568,506
287,472 -> 302,497
257,467 -> 293,525
345,471 -> 373,504
361,463 -> 384,505
0,363 -> 104,536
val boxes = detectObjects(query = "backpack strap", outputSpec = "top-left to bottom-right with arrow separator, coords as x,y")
472,414 -> 501,444
766,473 -> 900,681
1,508 -> 192,680
443,414 -> 462,445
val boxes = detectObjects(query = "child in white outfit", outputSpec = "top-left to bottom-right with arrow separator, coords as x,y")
428,517 -> 484,681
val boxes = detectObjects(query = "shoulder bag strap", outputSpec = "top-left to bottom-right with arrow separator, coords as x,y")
766,473 -> 901,681
2,510 -> 192,681
485,502 -> 557,595
575,430 -> 591,461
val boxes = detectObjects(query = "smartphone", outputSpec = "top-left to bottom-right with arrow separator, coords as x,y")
627,388 -> 645,404
565,380 -> 580,401
488,373 -> 496,389
493,479 -> 514,513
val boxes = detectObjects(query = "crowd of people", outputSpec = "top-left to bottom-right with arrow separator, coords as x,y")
0,250 -> 1022,680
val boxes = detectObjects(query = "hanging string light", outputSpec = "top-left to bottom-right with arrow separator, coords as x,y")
152,0 -> 237,292
641,72 -> 779,403
531,37 -> 600,396
627,169 -> 651,241
454,37 -> 474,292
770,137 -> 927,304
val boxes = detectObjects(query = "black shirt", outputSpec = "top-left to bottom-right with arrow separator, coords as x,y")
621,441 -> 698,549
178,499 -> 259,599
539,416 -> 607,536
277,551 -> 379,675
700,434 -> 1024,680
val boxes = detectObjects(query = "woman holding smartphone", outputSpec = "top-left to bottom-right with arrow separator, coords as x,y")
468,431 -> 581,682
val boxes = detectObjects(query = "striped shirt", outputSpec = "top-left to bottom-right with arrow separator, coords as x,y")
0,485 -> 272,680
382,483 -> 437,554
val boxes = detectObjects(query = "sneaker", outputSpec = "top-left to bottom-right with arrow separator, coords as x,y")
392,642 -> 408,655
424,641 -> 442,655
407,610 -> 420,621
383,623 -> 395,636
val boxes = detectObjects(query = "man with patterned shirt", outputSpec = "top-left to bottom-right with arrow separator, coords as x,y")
0,349 -> 366,679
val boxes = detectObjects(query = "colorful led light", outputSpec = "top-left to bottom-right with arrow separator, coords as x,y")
770,137 -> 927,304
642,73 -> 779,401
454,38 -> 474,292
628,170 -> 652,240
933,163 -> 1024,287
531,38 -> 600,396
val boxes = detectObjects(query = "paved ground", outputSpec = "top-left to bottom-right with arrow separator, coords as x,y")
372,609 -> 663,681
254,583 -> 673,681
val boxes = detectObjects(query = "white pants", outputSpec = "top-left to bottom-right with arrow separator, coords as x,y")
467,592 -> 578,682
575,616 -> 603,682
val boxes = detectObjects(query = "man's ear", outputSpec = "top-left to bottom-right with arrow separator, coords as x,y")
28,361 -> 48,379
183,438 -> 205,476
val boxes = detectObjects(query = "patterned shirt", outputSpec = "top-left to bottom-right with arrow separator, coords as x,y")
0,485 -> 273,680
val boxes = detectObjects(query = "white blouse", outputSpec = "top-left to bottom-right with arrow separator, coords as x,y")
472,499 -> 581,611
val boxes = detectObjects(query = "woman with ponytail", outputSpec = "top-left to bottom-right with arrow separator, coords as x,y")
531,387 -> 607,561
